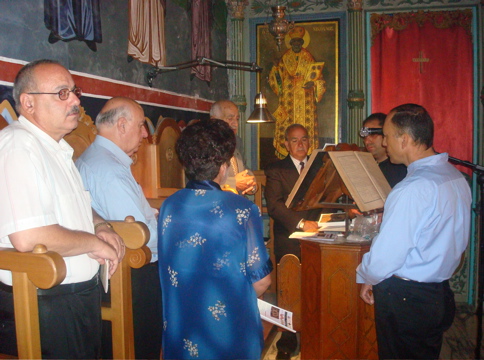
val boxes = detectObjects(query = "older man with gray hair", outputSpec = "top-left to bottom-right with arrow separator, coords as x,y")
210,99 -> 257,195
76,97 -> 162,359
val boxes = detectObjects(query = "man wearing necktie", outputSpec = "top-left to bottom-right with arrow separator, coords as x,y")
210,100 -> 257,195
264,124 -> 322,359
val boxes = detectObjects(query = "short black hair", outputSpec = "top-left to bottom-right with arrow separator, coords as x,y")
363,112 -> 386,127
176,119 -> 236,181
389,103 -> 433,148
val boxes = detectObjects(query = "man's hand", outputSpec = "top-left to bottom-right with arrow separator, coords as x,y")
95,225 -> 125,260
360,284 -> 374,305
303,220 -> 319,232
93,225 -> 125,276
235,170 -> 257,195
87,239 -> 120,277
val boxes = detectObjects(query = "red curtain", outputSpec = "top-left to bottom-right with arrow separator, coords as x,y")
371,10 -> 473,171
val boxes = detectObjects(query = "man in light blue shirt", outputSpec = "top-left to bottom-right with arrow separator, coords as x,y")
76,97 -> 162,359
356,104 -> 471,359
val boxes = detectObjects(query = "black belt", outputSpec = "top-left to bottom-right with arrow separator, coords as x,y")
0,274 -> 99,297
392,275 -> 417,282
391,275 -> 448,287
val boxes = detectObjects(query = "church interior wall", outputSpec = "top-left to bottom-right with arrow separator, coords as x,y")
0,0 -> 230,126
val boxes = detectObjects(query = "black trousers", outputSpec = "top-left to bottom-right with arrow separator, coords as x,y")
373,276 -> 455,360
101,261 -> 162,360
276,331 -> 298,354
0,278 -> 102,359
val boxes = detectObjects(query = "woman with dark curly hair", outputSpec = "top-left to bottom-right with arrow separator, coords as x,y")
157,119 -> 273,360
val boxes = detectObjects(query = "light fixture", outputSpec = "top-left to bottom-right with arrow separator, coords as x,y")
268,6 -> 294,52
247,93 -> 275,123
146,57 -> 262,87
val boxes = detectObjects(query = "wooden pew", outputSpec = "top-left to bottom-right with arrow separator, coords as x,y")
253,170 -> 277,299
0,114 -> 9,131
63,107 -> 97,161
0,245 -> 66,359
103,217 -> 151,360
132,117 -> 185,203
0,217 -> 150,360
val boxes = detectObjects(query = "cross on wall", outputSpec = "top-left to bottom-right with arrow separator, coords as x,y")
412,51 -> 430,73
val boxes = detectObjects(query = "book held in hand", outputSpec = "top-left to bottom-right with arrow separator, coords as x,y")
100,260 -> 109,293
257,299 -> 296,333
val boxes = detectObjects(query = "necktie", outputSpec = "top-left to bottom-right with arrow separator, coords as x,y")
300,161 -> 305,173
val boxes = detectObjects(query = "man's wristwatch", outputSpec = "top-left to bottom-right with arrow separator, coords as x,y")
94,221 -> 114,232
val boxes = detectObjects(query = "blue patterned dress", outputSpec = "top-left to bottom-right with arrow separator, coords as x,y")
158,180 -> 273,360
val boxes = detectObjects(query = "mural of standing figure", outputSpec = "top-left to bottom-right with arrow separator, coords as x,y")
269,26 -> 326,159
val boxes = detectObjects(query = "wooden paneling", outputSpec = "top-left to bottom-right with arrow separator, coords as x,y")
300,240 -> 378,360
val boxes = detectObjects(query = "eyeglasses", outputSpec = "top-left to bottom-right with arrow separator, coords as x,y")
28,86 -> 82,101
359,127 -> 383,138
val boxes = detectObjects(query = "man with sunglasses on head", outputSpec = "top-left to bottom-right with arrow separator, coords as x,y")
0,59 -> 124,359
360,112 -> 407,188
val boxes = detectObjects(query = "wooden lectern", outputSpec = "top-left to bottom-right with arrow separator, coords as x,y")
284,146 -> 381,359
300,240 -> 378,359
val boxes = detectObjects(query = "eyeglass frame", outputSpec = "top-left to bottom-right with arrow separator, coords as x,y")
359,127 -> 383,138
27,86 -> 82,101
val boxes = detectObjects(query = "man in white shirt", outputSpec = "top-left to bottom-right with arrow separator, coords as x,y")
0,59 -> 124,359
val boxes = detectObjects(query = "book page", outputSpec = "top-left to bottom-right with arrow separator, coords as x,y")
257,299 -> 296,333
328,151 -> 386,212
318,221 -> 346,232
290,231 -> 342,242
289,231 -> 318,239
100,260 -> 109,293
354,152 -> 391,200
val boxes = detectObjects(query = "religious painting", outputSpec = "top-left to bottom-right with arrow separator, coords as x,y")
253,17 -> 342,169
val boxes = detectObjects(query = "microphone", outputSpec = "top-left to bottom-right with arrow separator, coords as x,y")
447,155 -> 484,172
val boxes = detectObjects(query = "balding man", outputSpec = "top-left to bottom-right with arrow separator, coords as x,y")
0,59 -> 124,359
76,97 -> 162,359
210,99 -> 257,195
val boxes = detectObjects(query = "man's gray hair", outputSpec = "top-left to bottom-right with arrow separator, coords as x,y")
210,99 -> 235,119
13,59 -> 61,113
285,123 -> 307,140
96,105 -> 131,127
209,101 -> 222,118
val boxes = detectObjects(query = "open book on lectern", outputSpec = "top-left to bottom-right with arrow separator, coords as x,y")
285,150 -> 392,213
328,151 -> 392,212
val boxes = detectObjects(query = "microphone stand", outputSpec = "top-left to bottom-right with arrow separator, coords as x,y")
448,155 -> 484,358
